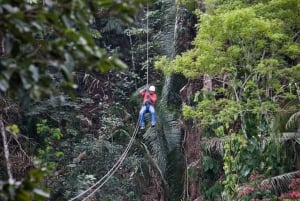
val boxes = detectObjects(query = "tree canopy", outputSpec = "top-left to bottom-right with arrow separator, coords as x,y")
0,0 -> 145,200
0,0 -> 144,100
156,0 -> 300,200
1,0 -> 300,200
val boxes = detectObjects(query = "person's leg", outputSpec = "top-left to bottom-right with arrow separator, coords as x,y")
148,105 -> 156,126
139,105 -> 147,128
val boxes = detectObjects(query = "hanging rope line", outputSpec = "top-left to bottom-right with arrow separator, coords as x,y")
146,2 -> 149,87
68,121 -> 140,201
81,122 -> 139,201
126,29 -> 137,89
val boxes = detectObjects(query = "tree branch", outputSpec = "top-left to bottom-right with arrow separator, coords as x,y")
141,142 -> 168,186
0,119 -> 13,180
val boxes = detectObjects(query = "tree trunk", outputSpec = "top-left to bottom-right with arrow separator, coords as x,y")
160,3 -> 200,201
182,119 -> 203,201
173,4 -> 204,201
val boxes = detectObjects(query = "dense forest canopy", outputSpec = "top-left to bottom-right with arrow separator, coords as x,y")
0,0 -> 144,100
1,0 -> 300,201
0,0 -> 145,200
156,0 -> 300,200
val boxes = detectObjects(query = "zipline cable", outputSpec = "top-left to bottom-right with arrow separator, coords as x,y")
146,2 -> 149,87
69,122 -> 139,201
68,121 -> 140,201
81,122 -> 139,201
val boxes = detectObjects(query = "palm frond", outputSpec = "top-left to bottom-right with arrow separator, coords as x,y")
202,133 -> 300,174
141,98 -> 184,200
154,0 -> 176,57
286,111 -> 300,130
160,74 -> 187,107
141,142 -> 168,186
165,147 -> 185,200
161,112 -> 182,151
281,132 -> 300,142
261,171 -> 300,195
202,137 -> 228,155
157,105 -> 185,200
143,124 -> 168,174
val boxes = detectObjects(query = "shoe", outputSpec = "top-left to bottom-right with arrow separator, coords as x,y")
151,124 -> 155,128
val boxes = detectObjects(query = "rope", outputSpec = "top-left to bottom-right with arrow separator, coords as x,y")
68,121 -> 140,201
146,2 -> 149,87
127,30 -> 137,89
82,123 -> 139,201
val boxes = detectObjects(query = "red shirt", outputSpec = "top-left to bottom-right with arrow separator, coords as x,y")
140,90 -> 157,105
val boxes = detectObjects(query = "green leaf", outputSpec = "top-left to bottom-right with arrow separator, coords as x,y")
29,65 -> 39,82
33,188 -> 50,198
67,164 -> 77,168
240,166 -> 251,177
203,156 -> 215,172
0,80 -> 9,91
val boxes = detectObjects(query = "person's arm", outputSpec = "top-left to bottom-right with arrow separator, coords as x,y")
140,89 -> 146,97
154,94 -> 158,102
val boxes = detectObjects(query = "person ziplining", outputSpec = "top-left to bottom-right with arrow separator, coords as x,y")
138,85 -> 157,129
136,0 -> 158,130
68,2 -> 156,201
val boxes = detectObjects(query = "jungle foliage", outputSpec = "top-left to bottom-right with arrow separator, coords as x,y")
0,0 -> 146,200
0,0 -> 144,101
1,0 -> 300,201
0,0 -> 175,200
156,0 -> 300,200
